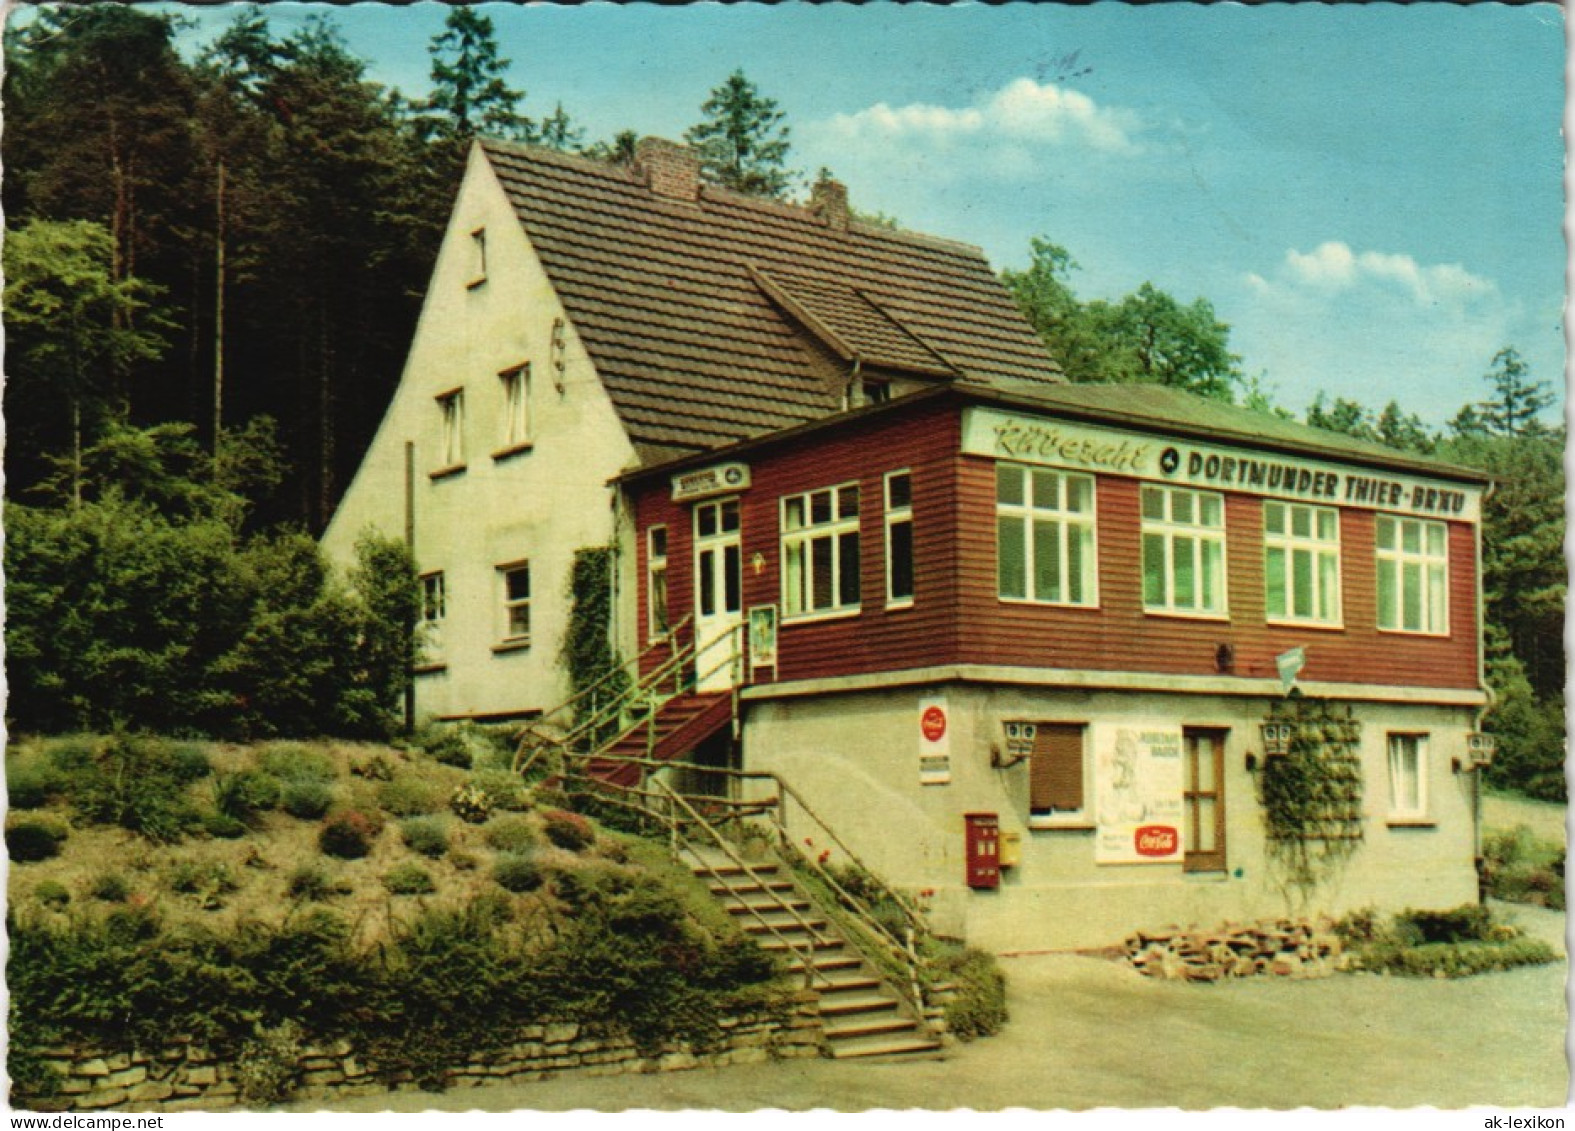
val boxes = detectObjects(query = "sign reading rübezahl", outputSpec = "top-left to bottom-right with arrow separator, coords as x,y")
961,407 -> 1481,522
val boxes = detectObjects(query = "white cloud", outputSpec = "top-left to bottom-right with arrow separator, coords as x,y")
1231,241 -> 1514,423
1281,241 -> 1496,309
807,77 -> 1144,166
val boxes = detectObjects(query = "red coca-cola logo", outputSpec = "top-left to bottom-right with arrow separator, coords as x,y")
920,705 -> 947,743
1134,825 -> 1178,857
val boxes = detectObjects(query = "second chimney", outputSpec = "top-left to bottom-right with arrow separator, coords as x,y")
634,137 -> 701,202
810,176 -> 849,232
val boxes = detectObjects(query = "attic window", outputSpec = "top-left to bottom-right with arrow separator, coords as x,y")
467,227 -> 487,289
496,363 -> 532,457
864,380 -> 892,406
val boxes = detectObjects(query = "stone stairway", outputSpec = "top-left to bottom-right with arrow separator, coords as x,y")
683,846 -> 943,1060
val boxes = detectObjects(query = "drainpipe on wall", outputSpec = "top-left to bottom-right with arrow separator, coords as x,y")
1472,479 -> 1497,901
404,440 -> 416,735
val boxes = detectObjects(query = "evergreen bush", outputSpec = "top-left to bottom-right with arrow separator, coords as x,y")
482,814 -> 539,853
89,873 -> 132,903
383,864 -> 437,896
34,880 -> 71,910
378,774 -> 443,817
319,811 -> 381,859
492,851 -> 546,893
7,818 -> 68,862
542,808 -> 594,852
280,779 -> 335,820
400,816 -> 450,859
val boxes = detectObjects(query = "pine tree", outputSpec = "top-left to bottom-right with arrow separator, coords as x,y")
685,69 -> 795,198
422,6 -> 528,143
1478,346 -> 1554,436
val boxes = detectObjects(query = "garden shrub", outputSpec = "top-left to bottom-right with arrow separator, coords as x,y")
483,814 -> 539,853
6,754 -> 66,810
492,851 -> 546,893
73,733 -> 202,842
89,873 -> 132,903
168,860 -> 239,909
286,865 -> 343,903
934,946 -> 1008,1040
351,753 -> 396,782
204,812 -> 250,840
449,782 -> 493,824
384,863 -> 437,896
1350,936 -> 1557,978
416,726 -> 474,770
1396,904 -> 1494,945
400,816 -> 450,859
258,743 -> 336,784
212,769 -> 282,823
1482,825 -> 1565,911
469,768 -> 530,812
542,808 -> 594,852
168,743 -> 214,784
34,880 -> 71,909
378,773 -> 443,817
280,779 -> 335,820
234,1021 -> 304,1105
319,811 -> 382,859
7,817 -> 68,862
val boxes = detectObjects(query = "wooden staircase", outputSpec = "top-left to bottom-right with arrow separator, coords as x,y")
683,846 -> 943,1060
586,691 -> 732,789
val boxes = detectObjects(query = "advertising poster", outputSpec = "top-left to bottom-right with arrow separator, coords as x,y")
917,694 -> 951,785
1094,723 -> 1184,864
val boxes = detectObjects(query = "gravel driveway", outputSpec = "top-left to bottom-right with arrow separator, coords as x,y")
296,902 -> 1567,1113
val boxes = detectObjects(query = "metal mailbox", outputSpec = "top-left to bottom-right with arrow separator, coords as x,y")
964,812 -> 1001,890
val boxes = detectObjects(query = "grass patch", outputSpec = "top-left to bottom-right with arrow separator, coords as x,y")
400,816 -> 450,859
383,863 -> 437,896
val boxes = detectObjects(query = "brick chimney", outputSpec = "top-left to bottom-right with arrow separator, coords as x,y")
810,176 -> 849,232
634,137 -> 701,202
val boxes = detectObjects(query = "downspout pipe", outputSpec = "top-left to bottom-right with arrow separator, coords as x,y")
1472,478 -> 1497,900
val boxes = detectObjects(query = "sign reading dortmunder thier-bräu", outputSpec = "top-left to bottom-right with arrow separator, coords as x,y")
961,407 -> 1482,522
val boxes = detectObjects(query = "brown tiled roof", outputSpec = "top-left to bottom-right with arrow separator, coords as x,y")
481,138 -> 1062,459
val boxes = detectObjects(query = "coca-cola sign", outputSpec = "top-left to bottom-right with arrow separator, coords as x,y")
1134,825 -> 1179,857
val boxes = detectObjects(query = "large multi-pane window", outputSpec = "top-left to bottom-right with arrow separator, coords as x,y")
782,484 -> 860,618
1386,733 -> 1428,820
996,464 -> 1096,605
1141,485 -> 1226,615
1265,502 -> 1341,625
1376,516 -> 1448,634
885,471 -> 914,608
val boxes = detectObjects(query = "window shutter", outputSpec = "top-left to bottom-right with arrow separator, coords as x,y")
1031,724 -> 1084,812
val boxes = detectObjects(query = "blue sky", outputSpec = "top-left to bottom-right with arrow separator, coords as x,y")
160,1 -> 1565,427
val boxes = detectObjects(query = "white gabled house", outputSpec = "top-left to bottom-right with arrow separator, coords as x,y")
322,136 -> 1061,723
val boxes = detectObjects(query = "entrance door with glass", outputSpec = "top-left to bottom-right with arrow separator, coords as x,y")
693,499 -> 743,691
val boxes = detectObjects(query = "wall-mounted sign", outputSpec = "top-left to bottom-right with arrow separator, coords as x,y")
1093,723 -> 1184,864
918,694 -> 951,785
1276,646 -> 1307,692
671,462 -> 750,502
962,407 -> 1481,522
747,604 -> 778,671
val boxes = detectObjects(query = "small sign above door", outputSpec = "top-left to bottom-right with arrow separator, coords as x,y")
672,462 -> 750,502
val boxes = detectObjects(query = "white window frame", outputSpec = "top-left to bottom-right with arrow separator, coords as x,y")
498,363 -> 531,453
781,482 -> 861,621
884,470 -> 914,609
647,525 -> 670,641
1386,732 -> 1428,821
1141,484 -> 1227,618
996,463 -> 1098,607
435,388 -> 465,471
1375,515 -> 1449,635
497,560 -> 531,645
1264,501 -> 1343,627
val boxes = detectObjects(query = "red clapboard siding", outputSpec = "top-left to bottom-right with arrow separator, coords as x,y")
629,405 -> 1480,693
628,400 -> 968,684
953,458 -> 1478,690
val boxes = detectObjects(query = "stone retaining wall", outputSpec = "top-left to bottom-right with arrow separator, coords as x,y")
19,993 -> 824,1112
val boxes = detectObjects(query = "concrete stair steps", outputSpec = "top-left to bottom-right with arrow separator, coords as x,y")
825,1032 -> 945,1060
823,1014 -> 926,1043
707,878 -> 799,899
817,992 -> 904,1019
733,907 -> 823,930
756,934 -> 847,954
784,952 -> 863,976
